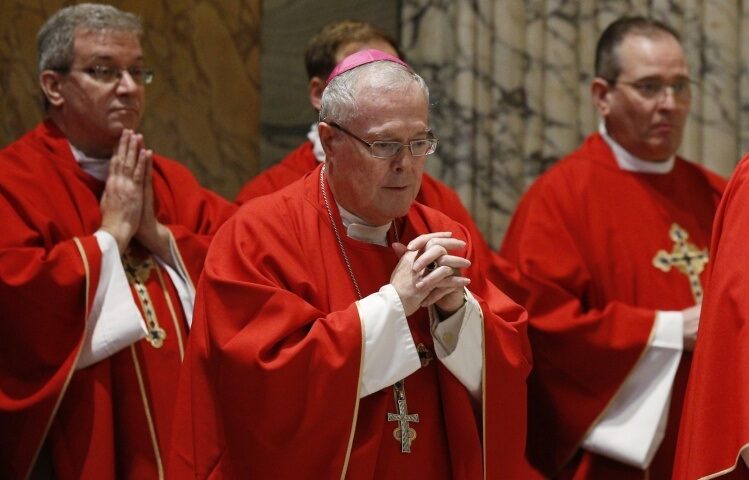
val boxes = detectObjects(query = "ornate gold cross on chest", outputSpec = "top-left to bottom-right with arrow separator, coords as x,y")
122,249 -> 167,348
652,223 -> 709,303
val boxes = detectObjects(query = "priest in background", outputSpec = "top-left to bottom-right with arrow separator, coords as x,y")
169,50 -> 531,479
0,4 -> 236,479
499,16 -> 726,479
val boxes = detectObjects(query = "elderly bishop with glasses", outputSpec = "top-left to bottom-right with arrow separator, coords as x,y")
169,49 -> 531,479
0,4 -> 236,479
499,16 -> 727,480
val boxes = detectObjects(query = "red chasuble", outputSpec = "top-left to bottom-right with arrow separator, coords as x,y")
674,154 -> 749,480
235,140 -> 521,299
0,121 -> 236,479
169,163 -> 531,479
499,133 -> 725,479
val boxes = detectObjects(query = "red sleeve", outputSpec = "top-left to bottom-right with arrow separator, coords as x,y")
499,174 -> 655,476
674,155 -> 749,480
0,196 -> 102,479
168,204 -> 363,479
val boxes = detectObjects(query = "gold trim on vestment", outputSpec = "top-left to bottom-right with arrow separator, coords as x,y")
153,264 -> 185,361
340,310 -> 365,479
168,231 -> 196,295
25,238 -> 90,480
130,345 -> 165,480
122,249 -> 166,348
697,443 -> 749,480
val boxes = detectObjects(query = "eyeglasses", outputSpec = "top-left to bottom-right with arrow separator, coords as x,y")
54,65 -> 155,85
608,77 -> 693,102
330,123 -> 438,159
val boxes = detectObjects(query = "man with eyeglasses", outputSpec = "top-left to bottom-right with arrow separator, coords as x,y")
499,16 -> 726,479
237,18 -> 526,312
0,4 -> 236,479
169,50 -> 531,478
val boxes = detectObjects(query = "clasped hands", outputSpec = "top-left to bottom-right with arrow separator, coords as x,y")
391,232 -> 471,317
99,129 -> 172,262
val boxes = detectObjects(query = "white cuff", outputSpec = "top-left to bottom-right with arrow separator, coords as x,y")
356,284 -> 421,397
652,310 -> 685,350
430,289 -> 483,400
77,231 -> 147,369
582,312 -> 683,468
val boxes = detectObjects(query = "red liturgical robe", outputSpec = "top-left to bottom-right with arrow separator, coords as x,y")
0,121 -> 236,479
500,133 -> 725,479
674,154 -> 749,480
170,164 -> 532,479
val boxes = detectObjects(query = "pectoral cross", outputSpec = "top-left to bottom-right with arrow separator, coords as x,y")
122,250 -> 167,348
387,380 -> 419,453
652,223 -> 709,303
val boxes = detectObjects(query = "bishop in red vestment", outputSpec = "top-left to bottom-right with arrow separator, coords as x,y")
673,154 -> 749,480
170,50 -> 531,479
0,5 -> 235,479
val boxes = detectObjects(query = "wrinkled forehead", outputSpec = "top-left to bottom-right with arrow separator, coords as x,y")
72,28 -> 143,60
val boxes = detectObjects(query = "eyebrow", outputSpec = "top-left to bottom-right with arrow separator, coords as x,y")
82,54 -> 145,63
631,73 -> 690,82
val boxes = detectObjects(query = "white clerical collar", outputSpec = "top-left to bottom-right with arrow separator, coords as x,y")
337,203 -> 391,246
599,122 -> 675,174
68,142 -> 110,181
308,122 -> 326,163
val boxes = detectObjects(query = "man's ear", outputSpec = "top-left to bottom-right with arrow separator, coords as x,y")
308,76 -> 326,111
40,71 -> 65,108
318,121 -> 335,158
591,77 -> 613,117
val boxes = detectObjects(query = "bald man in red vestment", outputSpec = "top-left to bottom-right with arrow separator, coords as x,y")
500,16 -> 725,479
169,51 -> 531,479
0,4 -> 235,479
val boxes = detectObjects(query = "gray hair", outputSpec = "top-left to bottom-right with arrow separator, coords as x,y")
37,3 -> 142,74
319,61 -> 429,125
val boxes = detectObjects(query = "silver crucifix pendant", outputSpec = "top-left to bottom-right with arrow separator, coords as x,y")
387,380 -> 419,453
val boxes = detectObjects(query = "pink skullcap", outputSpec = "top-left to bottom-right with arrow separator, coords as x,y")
327,49 -> 410,82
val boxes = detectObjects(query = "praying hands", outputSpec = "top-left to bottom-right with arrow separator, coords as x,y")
390,231 -> 471,316
99,129 -> 174,265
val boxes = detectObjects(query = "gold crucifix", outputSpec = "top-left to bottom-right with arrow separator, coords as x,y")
122,249 -> 167,348
652,223 -> 709,303
387,380 -> 419,453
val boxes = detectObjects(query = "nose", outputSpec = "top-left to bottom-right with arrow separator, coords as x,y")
391,146 -> 417,173
116,70 -> 140,93
657,86 -> 679,110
